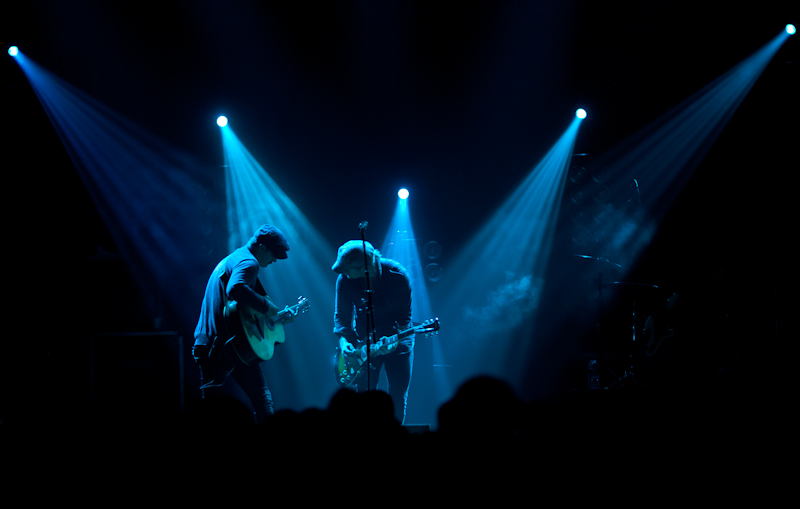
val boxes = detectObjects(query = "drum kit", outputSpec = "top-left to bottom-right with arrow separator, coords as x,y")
568,253 -> 664,390
563,166 -> 677,389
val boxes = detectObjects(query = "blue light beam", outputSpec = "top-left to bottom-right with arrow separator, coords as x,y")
220,125 -> 342,411
566,27 -> 795,273
11,51 -> 224,331
433,114 -> 583,396
379,193 -> 441,421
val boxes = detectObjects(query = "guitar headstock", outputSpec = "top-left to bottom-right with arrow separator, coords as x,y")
297,296 -> 311,314
418,318 -> 440,335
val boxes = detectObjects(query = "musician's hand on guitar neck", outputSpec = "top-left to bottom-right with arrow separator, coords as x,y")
374,339 -> 397,356
280,305 -> 297,324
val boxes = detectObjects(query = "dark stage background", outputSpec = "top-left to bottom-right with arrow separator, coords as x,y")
2,1 -> 795,428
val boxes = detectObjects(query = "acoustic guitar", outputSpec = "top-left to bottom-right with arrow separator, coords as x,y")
224,296 -> 310,365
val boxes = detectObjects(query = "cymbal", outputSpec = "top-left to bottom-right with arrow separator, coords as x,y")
570,253 -> 623,271
609,281 -> 659,289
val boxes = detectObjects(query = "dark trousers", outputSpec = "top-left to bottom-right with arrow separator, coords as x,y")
353,338 -> 414,424
193,342 -> 274,424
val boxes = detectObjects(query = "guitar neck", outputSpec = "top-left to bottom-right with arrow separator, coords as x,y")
271,300 -> 309,325
378,327 -> 415,347
371,319 -> 438,350
270,307 -> 294,325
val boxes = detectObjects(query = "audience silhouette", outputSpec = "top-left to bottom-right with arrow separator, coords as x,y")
4,368 -> 786,501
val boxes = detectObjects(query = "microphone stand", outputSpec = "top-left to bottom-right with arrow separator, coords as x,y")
358,221 -> 377,392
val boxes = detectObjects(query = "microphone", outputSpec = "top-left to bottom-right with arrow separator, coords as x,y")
358,221 -> 369,230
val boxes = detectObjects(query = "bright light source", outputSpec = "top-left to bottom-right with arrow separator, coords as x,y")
8,46 -> 19,57
217,116 -> 228,127
576,108 -> 587,119
787,24 -> 796,35
398,188 -> 409,200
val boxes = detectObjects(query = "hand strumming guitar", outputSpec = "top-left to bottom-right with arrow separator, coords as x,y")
339,336 -> 358,357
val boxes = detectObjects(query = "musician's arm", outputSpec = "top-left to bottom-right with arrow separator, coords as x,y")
227,260 -> 278,315
333,275 -> 358,355
376,268 -> 413,355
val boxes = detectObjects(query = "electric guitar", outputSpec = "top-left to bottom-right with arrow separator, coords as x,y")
224,296 -> 310,365
333,318 -> 440,388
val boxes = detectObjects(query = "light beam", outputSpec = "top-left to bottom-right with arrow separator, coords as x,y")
221,125 -> 341,411
561,26 -> 795,274
11,52 -> 225,336
433,113 -> 584,399
380,192 -> 438,424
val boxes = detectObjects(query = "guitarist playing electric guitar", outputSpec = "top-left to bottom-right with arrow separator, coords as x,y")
332,239 -> 415,425
193,224 -> 297,424
335,319 -> 439,389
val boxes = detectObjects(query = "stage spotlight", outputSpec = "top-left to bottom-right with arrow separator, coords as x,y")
787,24 -> 796,35
576,108 -> 587,119
8,46 -> 19,57
398,188 -> 409,200
216,116 -> 228,127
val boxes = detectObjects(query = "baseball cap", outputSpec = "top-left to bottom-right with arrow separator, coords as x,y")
252,224 -> 290,259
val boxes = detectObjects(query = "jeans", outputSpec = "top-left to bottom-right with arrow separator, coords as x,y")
352,338 -> 414,424
193,343 -> 274,424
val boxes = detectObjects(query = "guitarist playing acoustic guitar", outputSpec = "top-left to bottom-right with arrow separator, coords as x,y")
193,224 -> 298,424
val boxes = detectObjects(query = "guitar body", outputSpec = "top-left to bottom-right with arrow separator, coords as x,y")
333,318 -> 439,388
224,297 -> 309,365
333,347 -> 357,388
